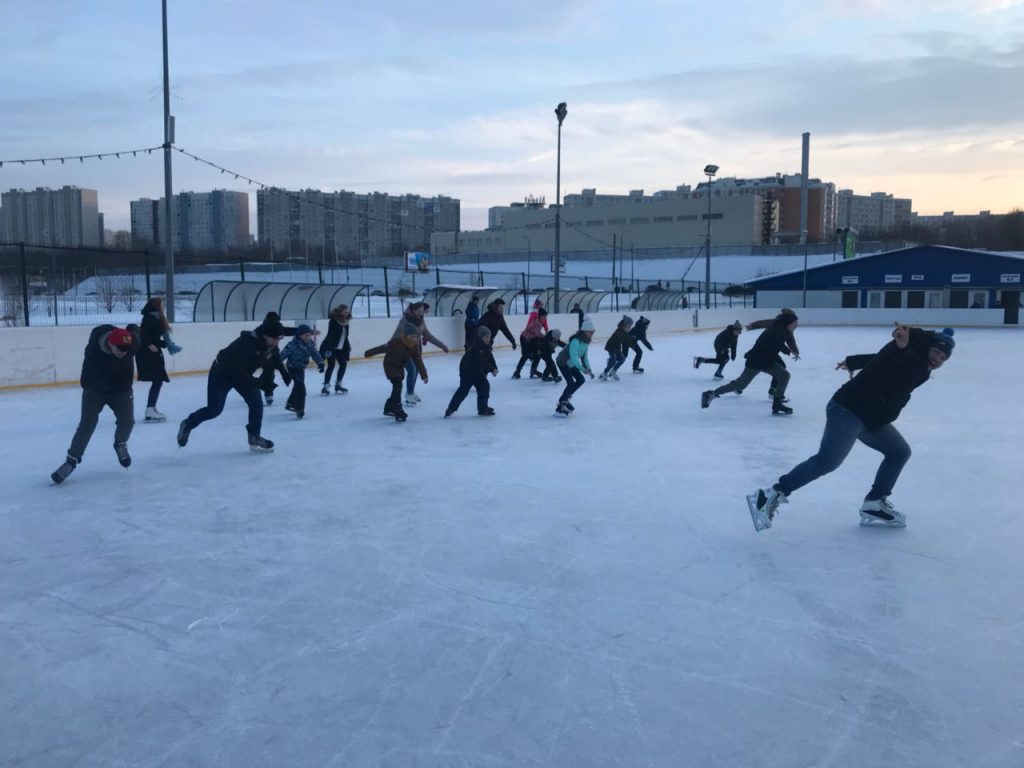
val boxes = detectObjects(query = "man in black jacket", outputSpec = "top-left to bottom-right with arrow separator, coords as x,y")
177,316 -> 286,453
51,325 -> 140,484
694,321 -> 741,379
445,325 -> 499,417
746,325 -> 956,532
702,311 -> 798,415
478,299 -> 517,350
627,316 -> 654,373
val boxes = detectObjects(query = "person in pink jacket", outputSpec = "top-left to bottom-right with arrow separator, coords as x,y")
512,303 -> 550,379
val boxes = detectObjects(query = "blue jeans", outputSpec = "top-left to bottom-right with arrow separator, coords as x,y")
603,351 -> 625,374
776,399 -> 911,500
185,362 -> 264,437
405,358 -> 417,395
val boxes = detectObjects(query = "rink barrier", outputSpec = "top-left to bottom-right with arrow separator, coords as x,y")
0,307 -> 1013,389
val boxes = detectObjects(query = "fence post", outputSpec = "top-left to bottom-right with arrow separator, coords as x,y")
435,264 -> 441,287
318,261 -> 323,284
53,289 -> 59,326
239,255 -> 246,282
522,273 -> 528,313
19,242 -> 29,327
145,251 -> 152,300
383,266 -> 391,318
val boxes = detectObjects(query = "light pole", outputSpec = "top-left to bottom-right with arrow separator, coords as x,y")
161,0 -> 176,321
703,164 -> 719,310
554,102 -> 567,314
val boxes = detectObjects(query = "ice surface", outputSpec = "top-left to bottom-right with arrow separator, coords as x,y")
1,326 -> 1023,767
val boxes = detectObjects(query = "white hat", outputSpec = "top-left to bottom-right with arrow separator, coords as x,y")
581,318 -> 596,332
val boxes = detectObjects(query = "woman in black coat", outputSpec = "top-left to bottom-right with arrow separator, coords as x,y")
136,297 -> 171,421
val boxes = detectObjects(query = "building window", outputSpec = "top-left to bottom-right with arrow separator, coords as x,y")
970,291 -> 987,308
607,218 -> 626,225
884,291 -> 902,309
907,290 -> 925,309
629,217 -> 649,224
927,291 -> 943,308
949,290 -> 968,308
841,290 -> 858,308
677,214 -> 698,221
585,220 -> 604,226
701,213 -> 724,221
653,216 -> 673,223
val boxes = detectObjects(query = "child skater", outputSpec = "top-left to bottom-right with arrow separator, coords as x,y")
536,328 -> 565,382
445,325 -> 499,417
365,318 -> 427,422
555,318 -> 596,415
281,324 -> 325,418
319,304 -> 352,395
600,315 -> 634,381
694,321 -> 743,380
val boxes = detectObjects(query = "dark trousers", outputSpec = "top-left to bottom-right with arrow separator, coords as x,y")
713,362 -> 789,399
68,389 -> 135,462
514,337 -> 538,376
603,351 -> 626,374
464,322 -> 477,348
146,380 -> 163,408
769,357 -> 787,395
286,367 -> 306,412
323,350 -> 348,386
776,399 -> 911,500
185,363 -> 264,436
386,377 -> 404,412
697,351 -> 730,377
538,351 -> 558,378
557,363 -> 586,402
628,340 -> 644,370
447,374 -> 490,414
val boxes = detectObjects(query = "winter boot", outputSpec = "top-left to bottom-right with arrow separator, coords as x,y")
248,433 -> 274,453
321,385 -> 331,396
701,390 -> 717,409
859,498 -> 907,528
145,407 -> 166,422
177,419 -> 192,447
772,398 -> 793,416
114,442 -> 132,468
50,455 -> 79,485
745,486 -> 788,532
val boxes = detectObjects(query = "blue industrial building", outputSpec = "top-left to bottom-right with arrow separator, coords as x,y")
747,245 -> 1023,322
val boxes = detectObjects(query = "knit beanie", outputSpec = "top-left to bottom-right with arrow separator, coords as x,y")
477,325 -> 492,339
777,311 -> 798,325
931,327 -> 955,358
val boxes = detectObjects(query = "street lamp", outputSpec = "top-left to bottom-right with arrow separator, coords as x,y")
554,102 -> 567,314
519,233 -> 532,313
703,163 -> 719,310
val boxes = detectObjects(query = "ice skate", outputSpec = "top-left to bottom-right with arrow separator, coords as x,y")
599,372 -> 608,381
334,384 -> 348,394
114,442 -> 131,468
394,409 -> 408,422
564,401 -> 575,412
321,385 -> 331,396
529,371 -> 542,379
248,434 -> 274,453
745,487 -> 788,532
859,498 -> 907,528
144,406 -> 166,422
177,419 -> 192,447
609,370 -> 620,381
264,394 -> 273,406
633,368 -> 644,374
478,407 -> 496,416
444,408 -> 455,418
383,402 -> 397,417
50,455 -> 78,485
555,401 -> 570,416
693,356 -> 701,369
771,398 -> 793,416
511,372 -> 521,380
701,390 -> 716,409
713,372 -> 724,380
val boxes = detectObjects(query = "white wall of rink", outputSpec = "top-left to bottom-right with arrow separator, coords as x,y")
0,307 -> 1013,388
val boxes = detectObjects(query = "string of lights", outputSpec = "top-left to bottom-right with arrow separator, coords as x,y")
0,146 -> 164,169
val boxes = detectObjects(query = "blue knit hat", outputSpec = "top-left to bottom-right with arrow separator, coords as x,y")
296,324 -> 314,336
931,327 -> 955,358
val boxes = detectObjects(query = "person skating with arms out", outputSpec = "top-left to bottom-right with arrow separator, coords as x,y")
51,325 -> 140,484
694,321 -> 742,380
627,315 -> 653,373
747,310 -> 801,401
746,324 -> 956,532
281,324 -> 325,419
177,316 -> 286,453
600,315 -> 634,381
445,325 -> 499,417
555,318 -> 596,415
319,304 -> 352,395
701,310 -> 799,415
478,298 -> 518,352
365,318 -> 428,422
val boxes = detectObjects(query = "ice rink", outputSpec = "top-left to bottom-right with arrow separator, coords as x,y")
1,325 -> 1022,767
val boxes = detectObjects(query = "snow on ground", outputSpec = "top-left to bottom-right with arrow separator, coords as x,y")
1,326 -> 1022,767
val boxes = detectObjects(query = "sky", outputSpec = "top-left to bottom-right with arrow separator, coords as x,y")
1,0 -> 1023,233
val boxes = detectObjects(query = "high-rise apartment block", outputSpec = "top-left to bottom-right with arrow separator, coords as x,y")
836,190 -> 913,234
1,186 -> 101,247
130,190 -> 250,252
256,188 -> 459,261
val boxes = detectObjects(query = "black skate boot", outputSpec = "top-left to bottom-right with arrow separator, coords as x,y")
701,390 -> 716,409
511,372 -> 521,380
177,419 -> 192,447
264,394 -> 273,406
444,408 -> 455,418
114,442 -> 131,468
394,408 -> 408,422
50,455 -> 79,485
555,401 -> 570,416
383,401 -> 397,417
335,384 -> 348,394
248,433 -> 274,453
478,407 -> 496,416
745,486 -> 788,531
772,398 -> 793,415
321,385 -> 331,396
633,367 -> 644,374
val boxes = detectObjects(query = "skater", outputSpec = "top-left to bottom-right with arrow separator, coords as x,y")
571,303 -> 584,330
136,297 -> 171,422
600,315 -> 634,381
701,311 -> 798,415
747,310 -> 801,400
256,312 -> 300,406
746,325 -> 956,532
627,315 -> 653,373
464,295 -> 481,348
176,315 -> 286,453
319,304 -> 352,395
535,328 -> 566,381
513,306 -> 548,378
555,318 -> 596,415
694,321 -> 743,380
405,302 -> 448,406
281,324 -> 325,418
445,325 -> 499,417
478,298 -> 517,350
51,325 -> 140,484
366,318 -> 427,422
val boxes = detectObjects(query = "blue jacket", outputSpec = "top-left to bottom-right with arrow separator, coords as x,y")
280,336 -> 324,370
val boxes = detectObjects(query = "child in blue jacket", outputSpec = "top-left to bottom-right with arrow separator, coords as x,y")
555,318 -> 596,415
280,324 -> 324,418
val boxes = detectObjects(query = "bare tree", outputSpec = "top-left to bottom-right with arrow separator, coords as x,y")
95,274 -> 117,313
117,274 -> 140,313
0,274 -> 26,326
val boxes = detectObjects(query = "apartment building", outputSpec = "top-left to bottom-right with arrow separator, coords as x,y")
1,186 -> 101,247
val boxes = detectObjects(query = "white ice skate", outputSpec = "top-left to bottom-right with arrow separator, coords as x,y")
609,370 -> 620,381
144,407 -> 166,422
405,392 -> 422,406
745,487 -> 788,532
859,498 -> 906,528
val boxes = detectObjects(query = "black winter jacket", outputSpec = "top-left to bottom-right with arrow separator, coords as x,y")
631,318 -> 653,350
214,331 -> 278,389
136,306 -> 169,383
459,340 -> 498,379
536,331 -> 567,357
319,318 -> 351,357
714,328 -> 739,360
605,327 -> 632,355
81,325 -> 139,393
833,327 -> 938,430
479,308 -> 516,346
744,319 -> 793,370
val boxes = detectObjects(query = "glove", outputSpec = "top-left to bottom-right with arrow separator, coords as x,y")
317,364 -> 325,373
512,342 -> 517,350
